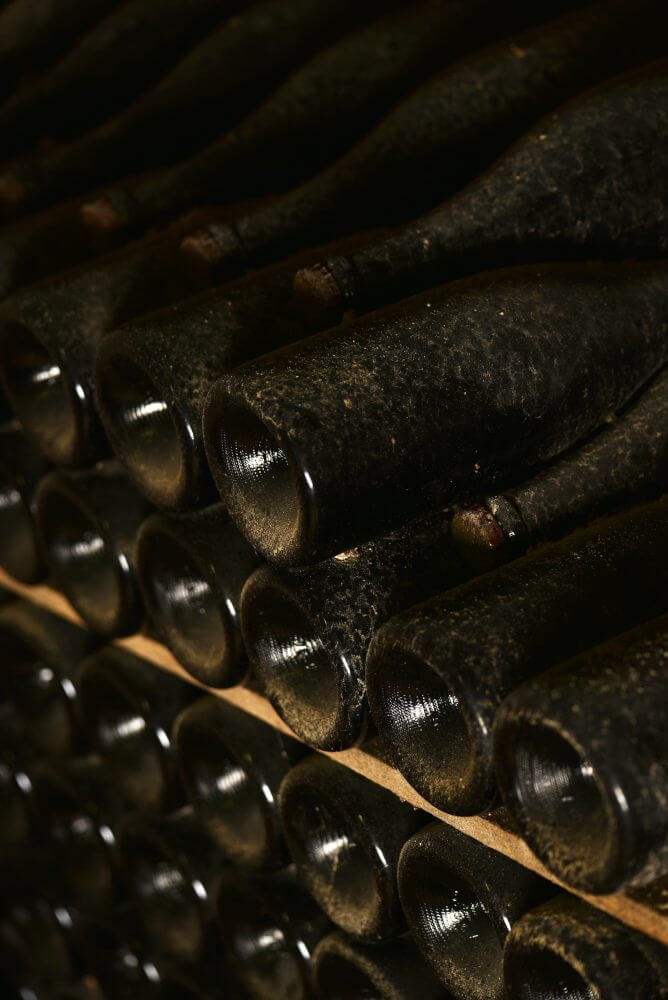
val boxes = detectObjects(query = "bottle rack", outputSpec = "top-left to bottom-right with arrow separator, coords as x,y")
2,565 -> 666,948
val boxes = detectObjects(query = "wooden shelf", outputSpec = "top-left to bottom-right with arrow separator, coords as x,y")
2,567 -> 667,947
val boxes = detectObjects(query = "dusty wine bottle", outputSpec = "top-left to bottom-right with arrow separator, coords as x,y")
0,0 -> 402,214
0,598 -> 95,756
240,513 -> 465,749
173,697 -> 305,871
82,0 -> 584,239
216,867 -> 330,1000
295,61 -> 668,321
35,460 -> 152,637
184,0 -> 668,284
495,613 -> 668,894
31,753 -> 125,912
398,822 -> 550,1000
0,0 -> 234,166
119,804 -> 223,964
204,260 -> 668,564
0,195 -> 98,300
278,753 -> 426,940
95,236 -> 373,511
0,420 -> 49,582
0,0 -> 118,95
76,644 -> 194,810
503,895 -> 668,1000
0,213 -> 220,467
136,508 -> 259,686
313,931 -> 446,1000
452,364 -> 668,570
365,498 -> 668,816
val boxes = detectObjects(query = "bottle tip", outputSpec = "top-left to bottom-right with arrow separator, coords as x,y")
451,503 -> 507,568
293,262 -> 344,325
80,196 -> 124,232
180,227 -> 224,287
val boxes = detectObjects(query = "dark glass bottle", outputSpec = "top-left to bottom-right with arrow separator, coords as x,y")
503,895 -> 668,1000
0,706 -> 39,857
136,508 -> 259,686
313,930 -> 446,1000
204,260 -> 668,564
0,598 -> 96,756
0,894 -> 79,997
240,513 -> 465,749
183,0 -> 668,285
495,613 -> 668,894
0,0 -> 403,214
0,0 -> 118,96
95,236 -> 372,511
278,753 -> 426,940
0,195 -> 97,300
81,0 -> 585,239
0,214 -> 217,467
31,753 -> 125,912
174,697 -> 305,870
0,0 -> 233,166
216,867 -> 330,1000
398,822 -> 550,1000
0,420 -> 49,582
76,644 -> 193,810
35,460 -> 152,636
119,804 -> 223,965
69,903 -> 161,1000
452,364 -> 668,571
365,498 -> 668,816
295,61 -> 668,321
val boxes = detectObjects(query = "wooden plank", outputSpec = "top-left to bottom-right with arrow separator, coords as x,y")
2,568 -> 667,946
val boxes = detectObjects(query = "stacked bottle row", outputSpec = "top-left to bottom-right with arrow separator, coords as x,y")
0,2 -> 666,996
2,597 -> 666,999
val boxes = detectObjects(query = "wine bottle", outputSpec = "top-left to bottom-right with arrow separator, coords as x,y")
0,0 -> 404,215
69,904 -> 158,1000
503,895 -> 668,1000
0,0 -> 118,97
0,707 -> 39,857
0,894 -> 79,996
240,513 -> 465,749
216,867 -> 330,999
0,0 -> 235,167
136,508 -> 259,686
76,644 -> 193,809
174,697 -> 305,870
95,235 -> 375,512
35,460 -> 152,637
82,0 -> 585,239
313,930 -> 446,1000
398,822 -> 550,1000
0,598 -> 95,756
495,613 -> 668,894
0,420 -> 49,582
31,753 -> 125,911
0,211 -> 221,467
295,61 -> 668,322
119,804 -> 222,964
452,364 -> 668,571
365,498 -> 668,816
204,259 -> 668,565
278,753 -> 426,940
183,0 -> 668,285
0,195 -> 98,300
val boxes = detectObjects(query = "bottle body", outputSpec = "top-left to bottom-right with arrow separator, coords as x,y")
365,498 -> 668,815
0,421 -> 49,582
